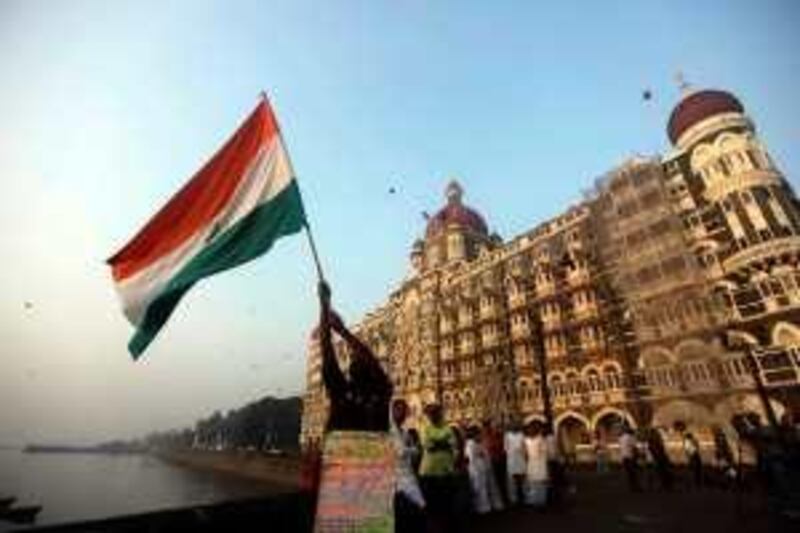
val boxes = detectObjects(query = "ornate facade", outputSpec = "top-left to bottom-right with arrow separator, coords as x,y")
301,85 -> 800,453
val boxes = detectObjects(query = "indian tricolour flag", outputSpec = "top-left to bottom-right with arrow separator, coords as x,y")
107,98 -> 307,359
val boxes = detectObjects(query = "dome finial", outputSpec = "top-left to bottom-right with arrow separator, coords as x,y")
675,70 -> 692,95
445,180 -> 463,205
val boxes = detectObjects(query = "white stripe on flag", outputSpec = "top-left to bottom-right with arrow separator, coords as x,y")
114,135 -> 294,326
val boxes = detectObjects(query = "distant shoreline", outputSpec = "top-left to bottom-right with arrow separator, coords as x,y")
23,444 -> 145,455
156,450 -> 301,490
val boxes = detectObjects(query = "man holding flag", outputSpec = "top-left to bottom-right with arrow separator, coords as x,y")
108,96 -> 398,531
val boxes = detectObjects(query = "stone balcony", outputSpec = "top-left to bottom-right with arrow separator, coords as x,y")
546,347 -> 567,359
573,304 -> 599,320
566,268 -> 591,286
479,305 -> 500,320
482,335 -> 499,348
508,293 -> 528,310
579,339 -> 602,353
440,344 -> 455,360
723,236 -> 800,272
536,282 -> 556,298
542,316 -> 563,331
458,318 -> 474,330
704,168 -> 781,203
516,349 -> 800,414
511,324 -> 532,339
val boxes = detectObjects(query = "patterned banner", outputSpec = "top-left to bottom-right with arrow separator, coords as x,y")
314,431 -> 396,532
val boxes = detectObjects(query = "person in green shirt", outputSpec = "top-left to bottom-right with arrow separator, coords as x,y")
419,404 -> 457,531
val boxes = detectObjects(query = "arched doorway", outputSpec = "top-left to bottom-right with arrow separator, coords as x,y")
594,411 -> 626,443
652,400 -> 714,435
639,346 -> 675,368
772,321 -> 800,348
714,394 -> 787,429
523,413 -> 547,426
556,413 -> 590,461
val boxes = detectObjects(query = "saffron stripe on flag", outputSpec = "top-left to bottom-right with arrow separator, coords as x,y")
108,102 -> 280,282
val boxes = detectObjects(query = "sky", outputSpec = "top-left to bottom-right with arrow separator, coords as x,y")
1,0 -> 799,445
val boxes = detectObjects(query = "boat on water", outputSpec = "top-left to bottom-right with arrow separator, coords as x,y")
0,496 -> 16,510
0,504 -> 42,524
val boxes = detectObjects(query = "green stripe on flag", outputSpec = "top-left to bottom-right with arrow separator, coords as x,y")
129,181 -> 307,358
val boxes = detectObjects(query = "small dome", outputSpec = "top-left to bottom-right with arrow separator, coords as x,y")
667,89 -> 744,144
425,180 -> 489,239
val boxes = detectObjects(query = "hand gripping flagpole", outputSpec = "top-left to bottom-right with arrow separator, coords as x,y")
260,91 -> 326,284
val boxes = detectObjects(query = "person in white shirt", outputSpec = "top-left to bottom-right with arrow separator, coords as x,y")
465,425 -> 504,514
523,422 -> 549,506
618,425 -> 641,492
504,422 -> 527,506
390,399 -> 426,532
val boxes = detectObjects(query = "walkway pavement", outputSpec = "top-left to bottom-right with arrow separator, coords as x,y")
467,467 -> 794,533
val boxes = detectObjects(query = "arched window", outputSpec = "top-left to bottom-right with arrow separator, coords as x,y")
604,366 -> 621,389
735,151 -> 745,168
519,380 -> 530,402
551,375 -> 563,396
587,369 -> 603,391
746,150 -> 760,169
566,372 -> 580,395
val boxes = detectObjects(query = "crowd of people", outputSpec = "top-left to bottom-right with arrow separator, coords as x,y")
613,423 -> 723,493
306,282 -> 574,532
306,395 -> 571,532
610,416 -> 800,501
304,281 -> 800,531
400,403 -> 569,531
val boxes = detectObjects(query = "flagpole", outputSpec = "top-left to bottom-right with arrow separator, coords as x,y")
303,223 -> 326,283
259,90 -> 327,283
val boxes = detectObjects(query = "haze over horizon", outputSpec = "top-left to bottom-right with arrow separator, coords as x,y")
1,0 -> 799,446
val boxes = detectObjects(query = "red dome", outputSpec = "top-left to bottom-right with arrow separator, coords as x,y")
425,180 -> 488,238
667,89 -> 744,144
425,203 -> 488,238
